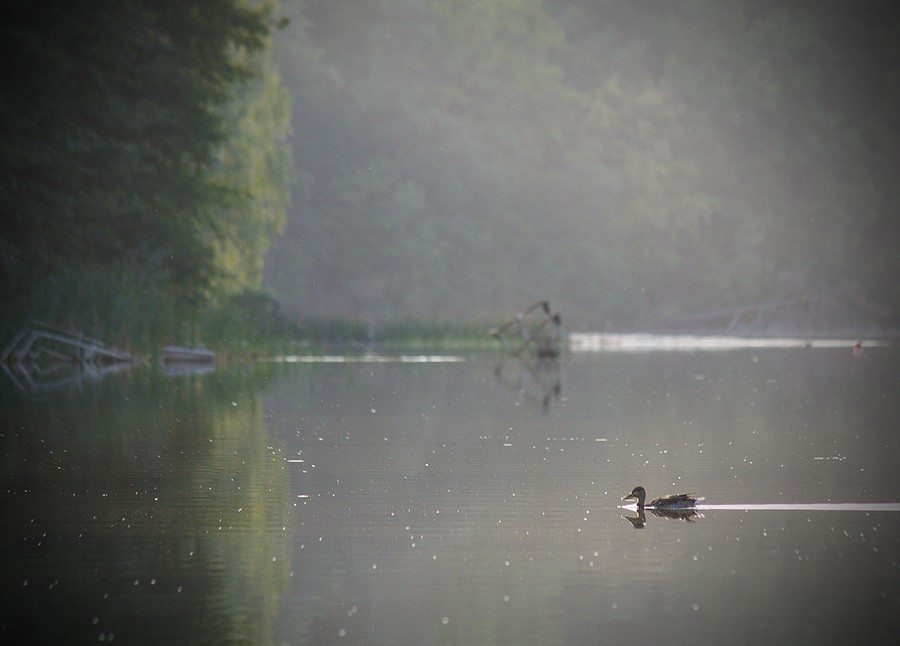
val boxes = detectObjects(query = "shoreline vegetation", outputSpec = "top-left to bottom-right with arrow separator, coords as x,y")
1,1 -> 292,357
4,303 -> 894,367
2,303 -> 893,393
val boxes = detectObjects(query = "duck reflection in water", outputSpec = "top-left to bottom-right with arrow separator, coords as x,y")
621,485 -> 705,528
622,507 -> 705,529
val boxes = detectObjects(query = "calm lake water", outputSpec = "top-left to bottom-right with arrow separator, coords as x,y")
2,344 -> 899,644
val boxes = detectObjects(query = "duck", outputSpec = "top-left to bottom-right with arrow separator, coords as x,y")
621,485 -> 703,510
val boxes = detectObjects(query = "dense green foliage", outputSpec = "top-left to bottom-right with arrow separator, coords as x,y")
266,0 -> 900,332
1,0 -> 292,348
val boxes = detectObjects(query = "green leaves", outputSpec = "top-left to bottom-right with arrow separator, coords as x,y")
1,1 -> 290,324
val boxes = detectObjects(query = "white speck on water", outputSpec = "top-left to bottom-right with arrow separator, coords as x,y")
372,564 -> 377,569
231,401 -> 237,407
611,602 -> 618,609
338,628 -> 346,637
692,603 -> 700,611
442,617 -> 449,625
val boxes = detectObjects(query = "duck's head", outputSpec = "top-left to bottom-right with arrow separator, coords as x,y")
621,486 -> 647,507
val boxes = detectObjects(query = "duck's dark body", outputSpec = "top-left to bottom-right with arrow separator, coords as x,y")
622,486 -> 703,510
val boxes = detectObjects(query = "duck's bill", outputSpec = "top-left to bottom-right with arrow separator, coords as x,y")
621,494 -> 637,501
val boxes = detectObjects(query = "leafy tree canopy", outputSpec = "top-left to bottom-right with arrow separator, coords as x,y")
1,0 -> 286,312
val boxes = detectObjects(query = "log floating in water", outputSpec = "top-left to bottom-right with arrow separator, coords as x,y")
489,301 -> 563,359
160,345 -> 215,363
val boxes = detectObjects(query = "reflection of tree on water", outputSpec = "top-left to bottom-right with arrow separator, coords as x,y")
2,357 -> 134,391
622,508 -> 705,529
493,354 -> 563,412
0,368 -> 293,644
